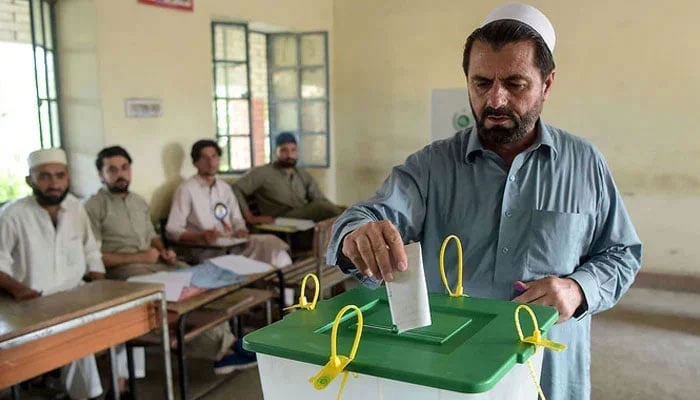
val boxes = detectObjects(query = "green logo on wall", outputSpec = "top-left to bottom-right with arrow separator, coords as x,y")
453,109 -> 472,130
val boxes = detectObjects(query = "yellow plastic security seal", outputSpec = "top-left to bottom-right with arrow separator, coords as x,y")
439,234 -> 467,297
284,272 -> 320,311
514,304 -> 567,352
514,304 -> 567,400
309,304 -> 364,400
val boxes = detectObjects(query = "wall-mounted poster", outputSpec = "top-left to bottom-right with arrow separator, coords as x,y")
430,88 -> 473,143
138,0 -> 193,11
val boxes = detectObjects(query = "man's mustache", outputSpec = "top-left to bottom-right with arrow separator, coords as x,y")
483,107 -> 516,119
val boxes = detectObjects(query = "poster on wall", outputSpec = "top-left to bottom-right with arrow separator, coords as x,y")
430,88 -> 473,142
138,0 -> 194,11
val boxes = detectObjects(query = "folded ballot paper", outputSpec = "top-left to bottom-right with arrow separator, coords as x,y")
385,242 -> 432,333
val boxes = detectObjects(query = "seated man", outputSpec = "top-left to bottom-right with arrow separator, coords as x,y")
85,146 -> 187,279
85,145 -> 256,378
0,148 -> 105,400
166,140 -> 292,267
232,131 -> 343,225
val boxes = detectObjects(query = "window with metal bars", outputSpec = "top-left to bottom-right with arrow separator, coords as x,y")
0,0 -> 60,203
211,22 -> 329,172
29,0 -> 61,149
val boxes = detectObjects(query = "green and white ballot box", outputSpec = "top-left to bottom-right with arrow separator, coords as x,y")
243,285 -> 560,400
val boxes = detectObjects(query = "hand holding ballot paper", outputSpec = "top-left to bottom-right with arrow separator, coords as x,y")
385,242 -> 432,333
340,221 -> 432,332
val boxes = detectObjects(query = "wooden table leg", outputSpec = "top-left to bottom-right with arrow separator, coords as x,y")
177,314 -> 189,400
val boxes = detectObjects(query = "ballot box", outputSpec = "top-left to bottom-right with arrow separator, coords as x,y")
244,286 -> 559,400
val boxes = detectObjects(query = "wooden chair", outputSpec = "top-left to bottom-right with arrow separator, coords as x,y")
272,217 -> 353,300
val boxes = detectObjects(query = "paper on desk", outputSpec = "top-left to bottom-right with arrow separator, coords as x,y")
385,242 -> 432,333
274,217 -> 315,231
207,254 -> 274,275
214,237 -> 248,247
128,271 -> 192,302
186,262 -> 246,289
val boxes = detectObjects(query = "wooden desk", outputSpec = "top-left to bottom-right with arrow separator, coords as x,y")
0,281 -> 174,400
264,217 -> 351,299
253,223 -> 301,234
131,269 -> 282,400
169,240 -> 250,267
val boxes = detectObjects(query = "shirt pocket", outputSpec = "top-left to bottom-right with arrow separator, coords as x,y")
63,236 -> 85,271
526,210 -> 591,277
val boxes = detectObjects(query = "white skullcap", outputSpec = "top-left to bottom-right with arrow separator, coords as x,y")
28,148 -> 67,169
482,3 -> 556,53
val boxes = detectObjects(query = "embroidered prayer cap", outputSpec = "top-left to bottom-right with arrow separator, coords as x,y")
28,148 -> 67,169
482,3 -> 556,53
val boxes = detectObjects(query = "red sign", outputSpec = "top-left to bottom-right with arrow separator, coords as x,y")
138,0 -> 193,11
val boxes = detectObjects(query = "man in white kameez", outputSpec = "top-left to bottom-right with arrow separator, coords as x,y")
166,140 -> 292,267
0,148 -> 105,400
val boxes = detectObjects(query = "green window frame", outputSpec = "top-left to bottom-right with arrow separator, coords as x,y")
29,0 -> 61,149
211,22 -> 329,172
268,31 -> 330,168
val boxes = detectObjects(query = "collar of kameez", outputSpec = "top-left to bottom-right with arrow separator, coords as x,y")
100,186 -> 131,200
272,162 -> 298,178
194,174 -> 217,187
464,119 -> 558,163
31,193 -> 68,212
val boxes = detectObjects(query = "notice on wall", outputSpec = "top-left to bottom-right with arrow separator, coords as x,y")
430,88 -> 473,143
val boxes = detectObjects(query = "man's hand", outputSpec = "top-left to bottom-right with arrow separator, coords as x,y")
512,277 -> 584,323
85,272 -> 105,281
202,229 -> 220,245
233,229 -> 249,238
142,247 -> 161,264
159,248 -> 178,266
341,221 -> 407,282
11,285 -> 41,301
222,221 -> 233,233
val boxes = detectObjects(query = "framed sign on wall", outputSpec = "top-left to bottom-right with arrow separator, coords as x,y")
138,0 -> 193,12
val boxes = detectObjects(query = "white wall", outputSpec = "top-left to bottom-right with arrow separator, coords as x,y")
56,0 -> 103,198
332,0 -> 700,275
54,0 -> 700,276
57,0 -> 334,220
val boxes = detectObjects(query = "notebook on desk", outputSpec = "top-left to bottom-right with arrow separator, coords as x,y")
214,236 -> 248,247
274,217 -> 315,231
256,217 -> 315,232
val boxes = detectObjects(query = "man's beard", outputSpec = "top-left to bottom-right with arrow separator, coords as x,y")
107,178 -> 130,193
472,100 -> 542,145
275,159 -> 297,168
33,186 -> 69,206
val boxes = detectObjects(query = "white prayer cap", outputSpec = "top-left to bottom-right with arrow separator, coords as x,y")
482,3 -> 556,53
28,148 -> 67,169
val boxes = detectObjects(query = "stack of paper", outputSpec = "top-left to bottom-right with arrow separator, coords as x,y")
385,242 -> 432,333
274,217 -> 315,231
128,271 -> 192,302
214,237 -> 248,247
207,254 -> 274,275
